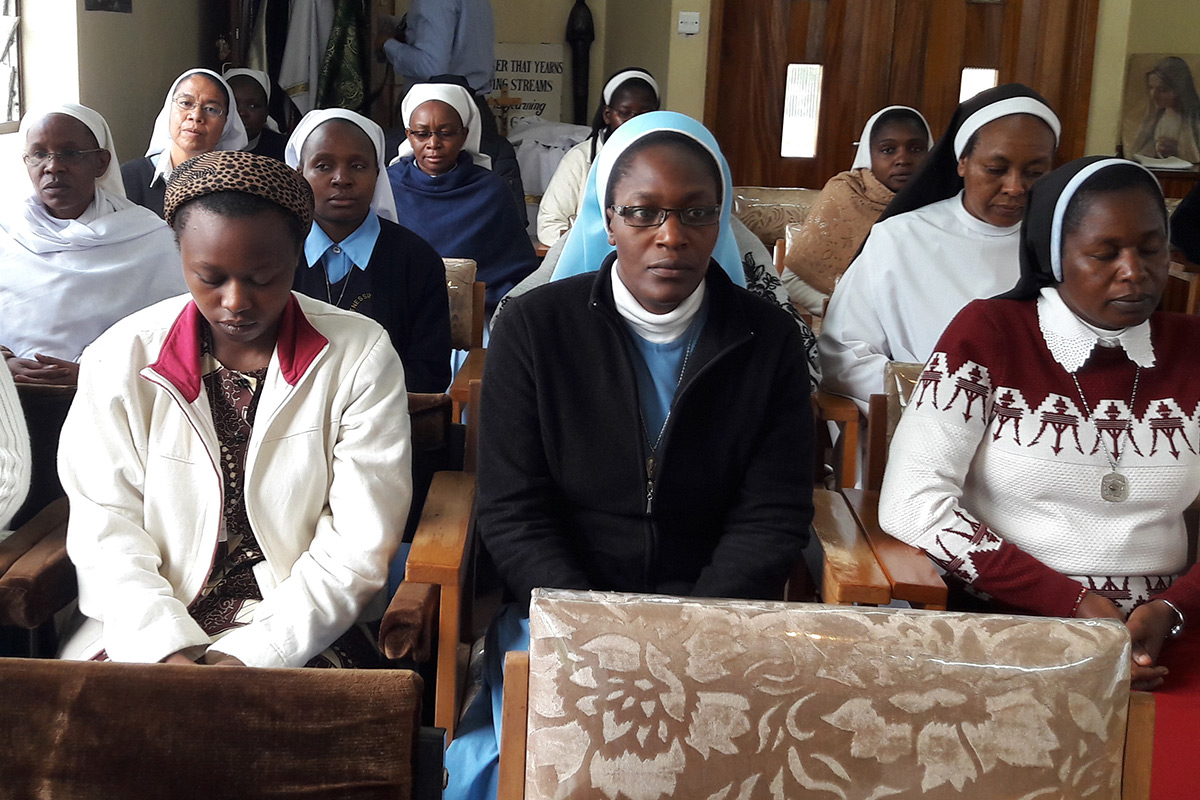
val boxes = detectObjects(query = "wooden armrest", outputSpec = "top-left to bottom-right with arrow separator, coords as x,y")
1123,691 -> 1155,800
406,470 -> 475,741
379,581 -> 439,661
449,348 -> 487,407
0,497 -> 76,628
814,390 -> 860,423
842,488 -> 947,609
405,471 -> 475,587
810,488 -> 889,605
497,651 -> 529,800
814,391 -> 862,488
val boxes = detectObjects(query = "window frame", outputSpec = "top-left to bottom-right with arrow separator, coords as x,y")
0,0 -> 21,135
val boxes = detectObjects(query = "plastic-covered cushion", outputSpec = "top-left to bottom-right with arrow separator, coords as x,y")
884,360 -> 924,453
525,588 -> 1131,800
731,187 -> 820,246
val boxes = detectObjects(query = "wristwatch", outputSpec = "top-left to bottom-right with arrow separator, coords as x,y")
1160,599 -> 1185,639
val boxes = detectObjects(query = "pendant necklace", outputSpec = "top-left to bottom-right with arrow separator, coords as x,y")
324,262 -> 351,309
1070,366 -> 1140,503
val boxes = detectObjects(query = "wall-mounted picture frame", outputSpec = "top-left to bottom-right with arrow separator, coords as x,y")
1122,53 -> 1200,166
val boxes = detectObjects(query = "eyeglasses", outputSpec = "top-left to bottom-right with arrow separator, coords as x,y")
609,205 -> 722,228
23,149 -> 105,167
172,95 -> 227,118
406,128 -> 465,143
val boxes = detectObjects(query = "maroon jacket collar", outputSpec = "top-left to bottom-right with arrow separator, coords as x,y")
146,294 -> 329,402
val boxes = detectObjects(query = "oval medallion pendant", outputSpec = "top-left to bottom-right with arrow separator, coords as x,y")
1101,472 -> 1129,503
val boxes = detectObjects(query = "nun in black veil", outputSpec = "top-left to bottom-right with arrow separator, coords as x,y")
818,84 -> 1060,411
880,155 -> 1200,692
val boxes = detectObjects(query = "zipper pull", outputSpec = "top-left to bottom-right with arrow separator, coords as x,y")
646,456 -> 655,514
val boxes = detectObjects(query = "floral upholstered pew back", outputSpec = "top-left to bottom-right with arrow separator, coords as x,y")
524,589 -> 1133,800
731,186 -> 820,247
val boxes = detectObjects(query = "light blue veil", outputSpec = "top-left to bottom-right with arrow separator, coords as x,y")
549,110 -> 745,287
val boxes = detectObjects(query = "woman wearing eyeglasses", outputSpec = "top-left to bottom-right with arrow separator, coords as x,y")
386,78 -> 536,314
446,111 -> 815,798
0,104 -> 184,386
120,69 -> 248,219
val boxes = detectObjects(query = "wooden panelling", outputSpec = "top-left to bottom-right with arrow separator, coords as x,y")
706,0 -> 1099,187
964,2 -> 1004,68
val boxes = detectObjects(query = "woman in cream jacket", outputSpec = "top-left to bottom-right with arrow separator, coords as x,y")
58,151 -> 411,667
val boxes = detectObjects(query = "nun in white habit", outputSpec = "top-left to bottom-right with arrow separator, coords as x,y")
1,104 -> 185,386
120,69 -> 248,219
818,84 -> 1061,413
535,67 -> 661,246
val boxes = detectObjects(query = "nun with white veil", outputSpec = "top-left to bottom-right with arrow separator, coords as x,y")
1,103 -> 184,386
780,105 -> 932,314
386,79 -> 537,314
120,68 -> 248,219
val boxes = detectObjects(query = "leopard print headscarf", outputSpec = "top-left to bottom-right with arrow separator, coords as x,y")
164,150 -> 313,232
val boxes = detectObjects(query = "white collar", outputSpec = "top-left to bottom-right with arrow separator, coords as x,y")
611,262 -> 705,344
151,151 -> 175,187
1037,286 -> 1155,372
950,190 -> 1022,238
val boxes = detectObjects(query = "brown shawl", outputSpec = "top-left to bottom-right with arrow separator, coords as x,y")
784,168 -> 893,296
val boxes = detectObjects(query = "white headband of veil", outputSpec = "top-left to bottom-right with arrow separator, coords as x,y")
602,70 -> 660,105
952,96 -> 1061,159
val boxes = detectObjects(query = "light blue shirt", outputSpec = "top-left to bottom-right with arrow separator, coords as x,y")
304,213 -> 382,284
622,307 -> 708,444
383,0 -> 495,94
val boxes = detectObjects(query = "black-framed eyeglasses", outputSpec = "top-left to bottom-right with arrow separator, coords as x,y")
172,95 -> 227,118
609,204 -> 722,228
22,149 -> 105,167
406,128 -> 465,143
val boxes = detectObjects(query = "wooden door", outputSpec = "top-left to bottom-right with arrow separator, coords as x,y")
705,0 -> 1098,188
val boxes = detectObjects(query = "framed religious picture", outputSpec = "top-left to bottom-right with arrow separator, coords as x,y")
1122,53 -> 1200,167
85,0 -> 132,11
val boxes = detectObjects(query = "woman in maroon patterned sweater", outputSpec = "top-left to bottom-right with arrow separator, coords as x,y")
881,157 -> 1200,690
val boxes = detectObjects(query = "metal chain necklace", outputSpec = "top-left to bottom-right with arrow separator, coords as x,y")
1070,366 -> 1140,503
323,261 -> 352,309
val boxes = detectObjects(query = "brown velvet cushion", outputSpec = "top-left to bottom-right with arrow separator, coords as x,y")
0,659 -> 422,799
0,497 -> 75,628
525,589 -> 1131,800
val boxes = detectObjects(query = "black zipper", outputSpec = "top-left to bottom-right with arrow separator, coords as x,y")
591,296 -> 754,589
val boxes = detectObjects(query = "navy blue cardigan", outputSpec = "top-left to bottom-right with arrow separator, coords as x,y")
293,217 -> 451,393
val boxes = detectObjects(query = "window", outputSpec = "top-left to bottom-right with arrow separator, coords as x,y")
959,67 -> 999,103
0,0 -> 19,132
781,63 -> 823,158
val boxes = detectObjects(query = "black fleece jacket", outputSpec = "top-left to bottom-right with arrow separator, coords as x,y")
478,254 -> 814,610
